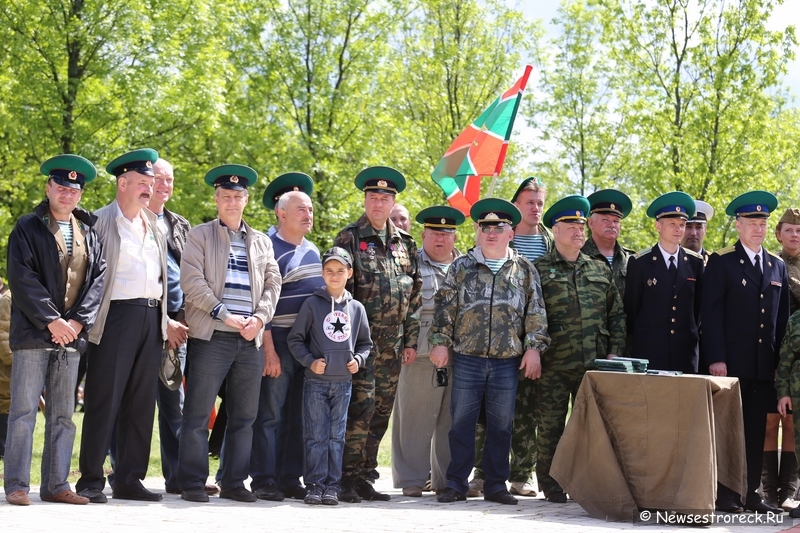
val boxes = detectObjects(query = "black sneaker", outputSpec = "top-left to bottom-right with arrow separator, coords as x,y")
322,487 -> 339,506
355,478 -> 390,501
304,484 -> 323,505
545,491 -> 567,503
282,484 -> 307,500
219,486 -> 256,502
485,489 -> 518,505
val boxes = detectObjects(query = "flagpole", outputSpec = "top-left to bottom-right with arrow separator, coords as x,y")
488,173 -> 499,196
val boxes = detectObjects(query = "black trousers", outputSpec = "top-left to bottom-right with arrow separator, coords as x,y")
739,377 -> 775,501
76,302 -> 161,492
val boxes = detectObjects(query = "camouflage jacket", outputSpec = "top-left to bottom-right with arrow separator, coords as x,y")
777,310 -> 800,399
418,247 -> 460,357
334,214 -> 422,348
582,237 -> 635,300
534,247 -> 626,371
429,247 -> 550,359
780,249 -> 800,314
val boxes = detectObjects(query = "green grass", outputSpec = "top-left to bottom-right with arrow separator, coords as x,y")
1,410 -> 392,486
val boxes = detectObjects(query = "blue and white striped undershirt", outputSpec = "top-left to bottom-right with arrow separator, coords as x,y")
222,230 -> 252,317
57,220 -> 73,256
604,255 -> 614,265
484,257 -> 507,274
513,234 -> 546,262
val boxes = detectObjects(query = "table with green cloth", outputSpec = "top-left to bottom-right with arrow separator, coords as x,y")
550,371 -> 747,522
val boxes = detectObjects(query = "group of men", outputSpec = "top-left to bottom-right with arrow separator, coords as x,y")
0,148 -> 794,517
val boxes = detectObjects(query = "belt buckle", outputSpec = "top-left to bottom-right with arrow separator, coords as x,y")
147,298 -> 158,308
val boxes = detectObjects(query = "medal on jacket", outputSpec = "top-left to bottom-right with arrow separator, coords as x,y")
368,242 -> 376,257
549,268 -> 556,279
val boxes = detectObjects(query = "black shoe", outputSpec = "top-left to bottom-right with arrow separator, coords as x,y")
339,481 -> 362,503
219,486 -> 257,503
715,500 -> 744,513
112,485 -> 162,502
367,469 -> 380,482
716,484 -> 743,513
790,507 -> 800,518
76,488 -> 107,504
254,483 -> 285,502
546,491 -> 567,503
282,485 -> 307,500
355,478 -> 390,501
165,486 -> 181,495
181,487 -> 210,502
437,487 -> 466,503
744,496 -> 783,514
304,484 -> 323,505
485,489 -> 518,505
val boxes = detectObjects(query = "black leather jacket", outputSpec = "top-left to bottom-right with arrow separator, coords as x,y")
7,200 -> 106,354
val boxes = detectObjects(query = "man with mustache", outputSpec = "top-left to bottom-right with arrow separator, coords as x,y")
76,148 -> 169,503
582,189 -> 635,299
682,200 -> 714,265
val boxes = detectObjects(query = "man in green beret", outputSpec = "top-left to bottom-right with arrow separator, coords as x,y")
624,191 -> 704,373
4,154 -> 106,506
177,165 -> 281,503
333,166 -> 422,502
251,171 -> 321,501
534,194 -> 625,503
430,198 -> 550,506
701,191 -> 789,514
583,189 -> 635,299
76,148 -> 170,504
392,205 -> 463,497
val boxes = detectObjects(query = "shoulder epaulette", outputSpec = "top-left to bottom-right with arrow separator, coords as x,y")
682,247 -> 702,259
768,250 -> 784,262
621,245 -> 637,255
717,245 -> 736,256
634,246 -> 653,259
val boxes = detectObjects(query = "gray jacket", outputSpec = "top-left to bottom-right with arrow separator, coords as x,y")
288,287 -> 372,382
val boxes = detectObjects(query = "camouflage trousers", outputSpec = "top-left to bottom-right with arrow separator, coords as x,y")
473,373 -> 537,482
535,367 -> 584,497
342,336 -> 402,481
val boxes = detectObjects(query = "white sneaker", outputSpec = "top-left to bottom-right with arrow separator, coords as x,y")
510,481 -> 537,497
467,477 -> 483,497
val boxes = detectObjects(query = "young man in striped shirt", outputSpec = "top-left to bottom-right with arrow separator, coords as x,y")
177,165 -> 281,503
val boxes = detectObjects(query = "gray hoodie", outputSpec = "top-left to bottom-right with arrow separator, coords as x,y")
288,286 -> 372,381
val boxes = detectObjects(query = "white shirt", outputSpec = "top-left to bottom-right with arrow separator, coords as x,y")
657,243 -> 679,270
109,201 -> 163,300
742,245 -> 764,272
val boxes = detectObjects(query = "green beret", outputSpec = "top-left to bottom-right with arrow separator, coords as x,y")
726,191 -> 778,218
543,195 -> 591,228
646,191 -> 696,220
354,166 -> 406,194
263,172 -> 314,209
587,189 -> 632,218
415,205 -> 466,232
511,177 -> 546,203
106,148 -> 158,177
204,164 -> 257,191
41,154 -> 97,189
470,198 -> 522,226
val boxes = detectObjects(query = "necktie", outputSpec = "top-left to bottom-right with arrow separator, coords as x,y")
668,255 -> 677,284
755,253 -> 763,283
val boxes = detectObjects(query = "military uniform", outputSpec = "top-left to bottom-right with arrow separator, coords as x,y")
776,312 -> 800,498
624,191 -> 705,373
581,237 -> 634,300
701,191 -> 789,511
779,250 -> 800,314
534,247 -> 626,498
334,170 -> 421,496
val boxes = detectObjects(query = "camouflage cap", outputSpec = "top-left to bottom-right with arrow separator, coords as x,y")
322,246 -> 352,268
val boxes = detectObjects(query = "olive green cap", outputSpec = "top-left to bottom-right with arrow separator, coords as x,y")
587,189 -> 632,219
40,154 -> 97,189
470,198 -> 522,226
204,164 -> 257,190
415,205 -> 466,232
105,148 -> 158,177
726,191 -> 778,218
263,172 -> 314,209
543,195 -> 591,228
646,191 -> 696,220
354,166 -> 406,195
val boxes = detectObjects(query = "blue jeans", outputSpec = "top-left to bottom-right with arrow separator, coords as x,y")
177,332 -> 261,491
157,341 -> 186,491
446,353 -> 519,497
303,378 -> 351,490
4,347 -> 79,497
249,330 -> 304,490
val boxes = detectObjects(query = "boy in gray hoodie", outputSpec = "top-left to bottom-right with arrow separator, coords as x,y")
288,247 -> 372,506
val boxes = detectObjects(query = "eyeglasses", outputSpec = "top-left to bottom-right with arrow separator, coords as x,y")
480,225 -> 508,235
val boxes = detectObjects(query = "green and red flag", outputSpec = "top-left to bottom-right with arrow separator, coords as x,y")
431,65 -> 533,215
